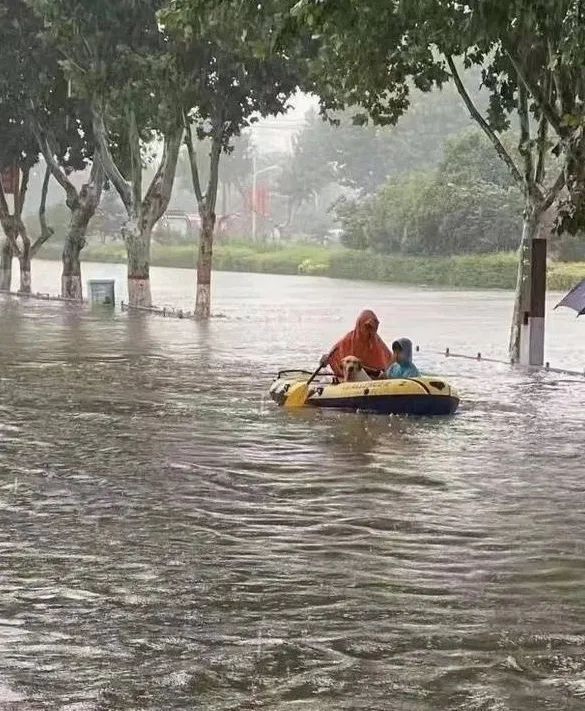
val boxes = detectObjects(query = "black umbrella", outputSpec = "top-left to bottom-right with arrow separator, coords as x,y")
555,278 -> 585,316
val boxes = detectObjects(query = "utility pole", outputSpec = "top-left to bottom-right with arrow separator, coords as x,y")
519,238 -> 547,366
252,154 -> 257,242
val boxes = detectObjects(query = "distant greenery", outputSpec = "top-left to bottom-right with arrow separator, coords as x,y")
38,240 -> 585,291
337,131 -> 525,256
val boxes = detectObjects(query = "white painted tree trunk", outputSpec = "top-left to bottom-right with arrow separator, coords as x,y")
18,256 -> 31,294
17,227 -> 32,294
195,212 -> 215,319
125,220 -> 153,308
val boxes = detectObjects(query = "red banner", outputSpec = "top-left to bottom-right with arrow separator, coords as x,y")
1,166 -> 19,195
250,186 -> 270,218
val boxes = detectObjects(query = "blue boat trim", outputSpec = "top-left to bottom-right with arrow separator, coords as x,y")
307,394 -> 459,416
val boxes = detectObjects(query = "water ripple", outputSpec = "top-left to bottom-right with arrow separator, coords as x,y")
0,273 -> 584,709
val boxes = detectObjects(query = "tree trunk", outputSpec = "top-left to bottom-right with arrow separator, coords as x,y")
61,189 -> 102,301
17,223 -> 32,294
62,239 -> 83,300
0,240 -> 13,292
61,205 -> 96,300
509,204 -> 541,363
195,211 -> 216,319
125,221 -> 152,307
18,250 -> 31,294
121,126 -> 182,309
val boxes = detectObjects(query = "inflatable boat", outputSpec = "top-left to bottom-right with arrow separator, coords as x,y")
270,370 -> 459,416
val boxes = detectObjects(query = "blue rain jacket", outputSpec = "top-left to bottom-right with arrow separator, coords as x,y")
386,338 -> 420,379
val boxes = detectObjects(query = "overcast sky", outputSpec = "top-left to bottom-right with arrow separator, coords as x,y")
250,91 -> 318,154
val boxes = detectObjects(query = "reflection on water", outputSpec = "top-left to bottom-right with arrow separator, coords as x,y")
0,264 -> 585,710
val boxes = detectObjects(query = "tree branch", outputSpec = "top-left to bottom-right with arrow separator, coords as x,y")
89,153 -> 105,200
184,114 -> 204,204
547,39 -> 565,116
541,170 -> 565,213
142,124 -> 183,225
207,130 -> 224,215
31,166 -> 55,256
32,120 -> 79,208
15,166 -> 30,218
445,55 -> 524,188
128,108 -> 142,210
505,48 -> 568,140
92,104 -> 132,212
0,176 -> 10,219
517,80 -> 542,202
535,75 -> 551,185
160,126 -> 183,203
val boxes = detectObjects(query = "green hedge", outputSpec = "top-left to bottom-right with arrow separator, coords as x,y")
327,251 -> 519,288
38,241 -> 585,291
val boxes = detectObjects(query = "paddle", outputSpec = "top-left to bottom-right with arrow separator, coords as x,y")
284,350 -> 336,409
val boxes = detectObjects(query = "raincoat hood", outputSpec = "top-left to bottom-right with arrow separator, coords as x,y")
328,310 -> 393,377
356,309 -> 379,334
393,338 -> 414,363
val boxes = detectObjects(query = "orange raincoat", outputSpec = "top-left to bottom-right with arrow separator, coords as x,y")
326,310 -> 394,378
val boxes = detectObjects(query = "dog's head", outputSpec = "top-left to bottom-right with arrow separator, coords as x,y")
342,355 -> 363,382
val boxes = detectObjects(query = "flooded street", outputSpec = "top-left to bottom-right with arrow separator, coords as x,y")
1,260 -> 585,710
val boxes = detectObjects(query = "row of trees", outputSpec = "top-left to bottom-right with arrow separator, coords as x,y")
0,0 -> 308,317
2,0 -> 585,358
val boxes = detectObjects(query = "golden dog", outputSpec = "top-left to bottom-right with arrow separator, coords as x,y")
341,355 -> 371,382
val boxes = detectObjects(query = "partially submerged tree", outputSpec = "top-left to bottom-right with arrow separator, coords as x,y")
295,0 -> 585,363
0,165 -> 56,293
163,0 -> 310,318
0,0 -> 44,291
0,73 -> 39,293
31,110 -> 104,300
92,110 -> 182,307
2,0 -> 101,297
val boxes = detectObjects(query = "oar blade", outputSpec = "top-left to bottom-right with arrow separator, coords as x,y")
284,381 -> 310,408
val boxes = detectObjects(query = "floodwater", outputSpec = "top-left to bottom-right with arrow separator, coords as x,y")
0,259 -> 584,711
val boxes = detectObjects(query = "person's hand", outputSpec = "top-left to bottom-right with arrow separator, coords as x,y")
319,353 -> 330,367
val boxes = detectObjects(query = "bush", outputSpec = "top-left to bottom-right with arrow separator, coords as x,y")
337,173 -> 523,257
328,250 -> 519,288
336,130 -> 525,258
549,262 -> 585,291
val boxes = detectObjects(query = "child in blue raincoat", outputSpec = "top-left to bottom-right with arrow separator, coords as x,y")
386,338 -> 420,379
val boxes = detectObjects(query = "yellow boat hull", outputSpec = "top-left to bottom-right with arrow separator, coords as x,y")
270,373 -> 459,416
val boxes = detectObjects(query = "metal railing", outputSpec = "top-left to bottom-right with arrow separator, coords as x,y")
415,345 -> 585,378
120,302 -> 196,319
0,289 -> 86,304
